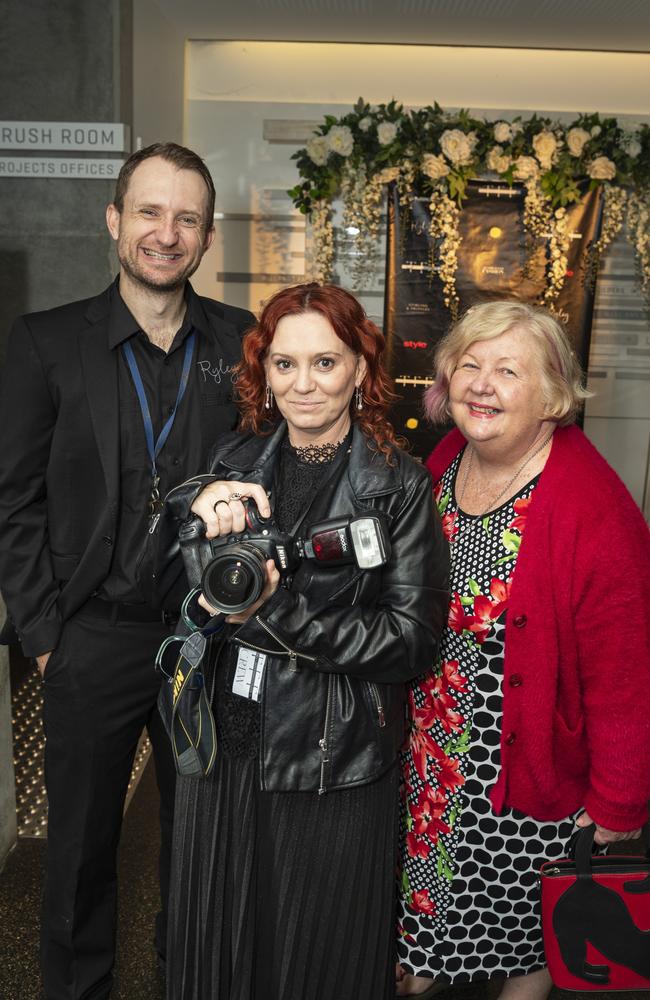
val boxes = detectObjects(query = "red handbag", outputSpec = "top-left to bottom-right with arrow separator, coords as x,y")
540,824 -> 650,991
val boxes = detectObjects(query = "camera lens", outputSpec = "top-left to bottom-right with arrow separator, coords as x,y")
202,542 -> 267,614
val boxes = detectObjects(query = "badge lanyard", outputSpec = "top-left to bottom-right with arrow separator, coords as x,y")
122,330 -> 196,530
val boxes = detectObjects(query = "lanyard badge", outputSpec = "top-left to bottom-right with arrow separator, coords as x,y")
122,330 -> 196,530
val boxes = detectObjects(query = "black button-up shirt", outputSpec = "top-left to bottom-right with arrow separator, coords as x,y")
97,281 -> 240,609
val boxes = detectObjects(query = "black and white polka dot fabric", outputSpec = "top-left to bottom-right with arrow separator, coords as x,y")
397,452 -> 576,984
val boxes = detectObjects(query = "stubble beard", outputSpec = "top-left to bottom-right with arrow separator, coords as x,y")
118,245 -> 201,294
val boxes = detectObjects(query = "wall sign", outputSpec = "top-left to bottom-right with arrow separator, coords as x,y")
0,157 -> 125,179
0,122 -> 129,152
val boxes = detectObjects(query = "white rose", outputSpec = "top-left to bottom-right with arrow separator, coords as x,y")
494,121 -> 512,144
566,127 -> 590,157
588,155 -> 617,180
375,166 -> 401,184
306,136 -> 329,166
513,155 -> 539,180
377,121 -> 398,146
358,116 -> 373,132
532,130 -> 558,170
591,125 -> 602,137
421,153 -> 450,180
486,145 -> 512,174
624,136 -> 642,158
440,128 -> 474,166
326,125 -> 354,157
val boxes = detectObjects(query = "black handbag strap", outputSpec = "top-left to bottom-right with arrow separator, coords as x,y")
572,822 -> 597,877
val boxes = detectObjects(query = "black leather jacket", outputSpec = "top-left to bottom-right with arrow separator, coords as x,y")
167,422 -> 449,793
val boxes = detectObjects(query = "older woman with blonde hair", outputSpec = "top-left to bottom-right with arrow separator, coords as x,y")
396,300 -> 650,1000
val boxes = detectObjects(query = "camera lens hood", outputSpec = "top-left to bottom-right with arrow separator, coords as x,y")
201,541 -> 268,615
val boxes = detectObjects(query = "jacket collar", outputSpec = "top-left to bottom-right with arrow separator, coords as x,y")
219,421 -> 402,501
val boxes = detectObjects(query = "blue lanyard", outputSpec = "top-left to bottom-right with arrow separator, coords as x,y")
122,330 -> 196,485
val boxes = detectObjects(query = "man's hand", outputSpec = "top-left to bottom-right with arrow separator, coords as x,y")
190,480 -> 271,539
576,810 -> 642,844
198,559 -> 280,624
35,651 -> 52,678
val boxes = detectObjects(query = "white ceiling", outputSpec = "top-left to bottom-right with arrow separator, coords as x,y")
153,0 -> 650,52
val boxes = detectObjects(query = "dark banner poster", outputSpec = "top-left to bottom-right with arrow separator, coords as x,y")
383,182 -> 603,458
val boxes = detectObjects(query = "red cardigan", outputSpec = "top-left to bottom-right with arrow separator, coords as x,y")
427,426 -> 650,831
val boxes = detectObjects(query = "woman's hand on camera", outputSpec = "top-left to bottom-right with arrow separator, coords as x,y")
576,810 -> 642,844
198,559 -> 280,624
191,480 -> 271,539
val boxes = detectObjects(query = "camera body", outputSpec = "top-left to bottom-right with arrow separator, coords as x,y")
178,499 -> 390,615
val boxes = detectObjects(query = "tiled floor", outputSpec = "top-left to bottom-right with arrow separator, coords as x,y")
0,757 -> 165,1000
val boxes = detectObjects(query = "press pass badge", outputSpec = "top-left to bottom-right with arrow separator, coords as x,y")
232,647 -> 267,701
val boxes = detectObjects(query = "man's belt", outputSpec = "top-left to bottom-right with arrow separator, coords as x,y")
81,596 -> 177,625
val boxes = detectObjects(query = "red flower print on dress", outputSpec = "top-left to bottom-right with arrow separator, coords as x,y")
509,495 -> 532,533
411,888 -> 436,915
464,577 -> 512,643
441,659 -> 468,693
406,831 -> 432,860
430,750 -> 465,792
448,592 -> 471,633
410,787 -> 450,843
441,510 -> 458,542
417,677 -> 464,735
408,700 -> 446,782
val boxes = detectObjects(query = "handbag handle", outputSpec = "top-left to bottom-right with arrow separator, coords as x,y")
568,821 -> 650,890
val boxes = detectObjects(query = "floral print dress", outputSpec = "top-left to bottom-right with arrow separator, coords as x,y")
397,451 -> 577,984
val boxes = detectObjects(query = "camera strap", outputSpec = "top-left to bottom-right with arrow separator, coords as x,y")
155,587 -> 223,777
122,331 -> 196,527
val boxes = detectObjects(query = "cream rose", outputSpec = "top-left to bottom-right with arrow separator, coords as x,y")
377,121 -> 398,146
624,137 -> 642,158
326,125 -> 354,157
421,153 -> 450,180
358,116 -> 373,132
375,166 -> 401,184
588,156 -> 617,180
513,156 -> 539,181
591,125 -> 602,138
532,130 -> 558,170
306,136 -> 329,166
493,121 -> 512,144
486,146 -> 512,174
566,127 -> 590,157
440,129 -> 474,166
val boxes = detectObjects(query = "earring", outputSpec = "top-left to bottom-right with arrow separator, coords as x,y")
355,385 -> 363,411
265,383 -> 273,410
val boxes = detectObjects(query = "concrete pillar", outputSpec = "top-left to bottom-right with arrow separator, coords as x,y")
0,0 -> 133,362
0,0 -> 133,852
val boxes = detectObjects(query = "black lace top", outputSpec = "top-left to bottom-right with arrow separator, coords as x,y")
213,436 -> 346,758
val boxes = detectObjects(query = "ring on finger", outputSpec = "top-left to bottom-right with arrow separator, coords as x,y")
213,499 -> 231,513
228,491 -> 244,501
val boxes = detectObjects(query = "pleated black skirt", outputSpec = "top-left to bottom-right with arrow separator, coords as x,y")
166,756 -> 399,1000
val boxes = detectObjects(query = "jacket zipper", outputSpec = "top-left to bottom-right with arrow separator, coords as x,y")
319,674 -> 333,795
253,616 -> 317,670
369,682 -> 386,727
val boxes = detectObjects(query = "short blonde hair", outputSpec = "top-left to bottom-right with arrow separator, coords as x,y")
424,300 -> 591,426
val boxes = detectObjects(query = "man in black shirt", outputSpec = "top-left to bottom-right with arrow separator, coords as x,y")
0,143 -> 254,1000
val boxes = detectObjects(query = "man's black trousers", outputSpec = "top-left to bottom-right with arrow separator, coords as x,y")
40,605 -> 176,1000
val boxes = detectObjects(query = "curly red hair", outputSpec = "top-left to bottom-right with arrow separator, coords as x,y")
235,283 -> 404,458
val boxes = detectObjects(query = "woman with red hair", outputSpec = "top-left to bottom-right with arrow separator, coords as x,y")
165,283 -> 449,1000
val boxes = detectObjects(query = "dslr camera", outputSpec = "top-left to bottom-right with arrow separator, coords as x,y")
178,498 -> 390,615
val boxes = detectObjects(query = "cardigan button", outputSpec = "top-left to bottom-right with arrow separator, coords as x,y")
509,674 -> 523,687
513,614 -> 527,628
505,732 -> 517,745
